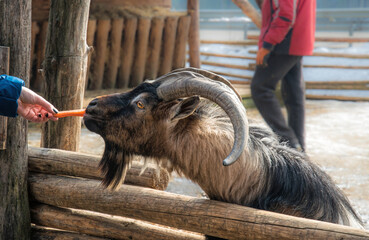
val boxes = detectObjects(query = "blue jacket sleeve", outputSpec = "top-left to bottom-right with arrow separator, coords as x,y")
0,74 -> 25,117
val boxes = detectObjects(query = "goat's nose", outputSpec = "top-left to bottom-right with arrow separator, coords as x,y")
89,98 -> 99,107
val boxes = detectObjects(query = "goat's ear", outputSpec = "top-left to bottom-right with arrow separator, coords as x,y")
171,96 -> 200,121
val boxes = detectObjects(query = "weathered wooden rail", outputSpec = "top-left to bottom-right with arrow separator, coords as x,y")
28,173 -> 369,240
28,146 -> 170,190
199,38 -> 369,101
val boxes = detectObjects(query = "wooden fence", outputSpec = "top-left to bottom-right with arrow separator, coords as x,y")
28,147 -> 369,239
30,13 -> 191,92
199,36 -> 369,101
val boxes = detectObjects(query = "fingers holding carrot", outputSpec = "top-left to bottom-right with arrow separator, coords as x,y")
54,109 -> 86,118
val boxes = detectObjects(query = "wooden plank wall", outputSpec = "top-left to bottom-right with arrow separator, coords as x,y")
30,14 -> 190,91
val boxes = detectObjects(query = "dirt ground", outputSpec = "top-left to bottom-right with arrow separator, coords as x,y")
28,99 -> 369,229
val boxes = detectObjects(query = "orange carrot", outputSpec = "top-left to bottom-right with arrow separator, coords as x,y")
54,109 -> 86,118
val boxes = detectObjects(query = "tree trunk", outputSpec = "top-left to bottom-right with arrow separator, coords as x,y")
29,174 -> 369,240
31,204 -> 204,240
0,0 -> 31,239
41,0 -> 91,151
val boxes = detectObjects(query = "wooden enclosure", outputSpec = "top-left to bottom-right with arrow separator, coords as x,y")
30,0 -> 192,92
28,147 -> 369,239
198,36 -> 369,102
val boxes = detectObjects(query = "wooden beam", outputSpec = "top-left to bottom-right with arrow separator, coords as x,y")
86,19 -> 97,90
248,49 -> 369,59
200,51 -> 256,60
90,19 -> 111,90
187,0 -> 201,68
29,174 -> 369,240
306,95 -> 369,102
201,60 -> 254,70
41,0 -> 90,151
0,0 -> 32,238
145,17 -> 165,80
33,21 -> 48,92
248,35 -> 369,43
231,0 -> 262,28
31,204 -> 204,240
208,70 -> 252,80
31,226 -> 108,240
173,15 -> 191,70
117,17 -> 137,89
0,46 -> 9,150
28,146 -> 170,190
306,81 -> 369,90
105,18 -> 124,89
201,40 -> 258,46
159,16 -> 178,76
130,18 -> 151,87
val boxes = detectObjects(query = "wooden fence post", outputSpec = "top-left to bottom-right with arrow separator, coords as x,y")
173,15 -> 191,70
187,0 -> 201,68
41,0 -> 91,151
117,17 -> 137,89
158,16 -> 179,76
145,17 -> 164,80
90,18 -> 111,90
0,46 -> 9,150
105,18 -> 124,89
130,17 -> 151,87
0,0 -> 32,239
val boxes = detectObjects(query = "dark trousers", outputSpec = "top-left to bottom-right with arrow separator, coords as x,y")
251,53 -> 305,149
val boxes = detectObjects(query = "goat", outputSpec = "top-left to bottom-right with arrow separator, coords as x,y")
84,68 -> 364,234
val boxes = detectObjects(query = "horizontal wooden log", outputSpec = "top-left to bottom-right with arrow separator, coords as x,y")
248,35 -> 369,43
28,147 -> 169,190
31,226 -> 108,240
249,49 -> 369,59
200,51 -> 256,60
201,60 -> 254,70
306,81 -> 369,90
29,174 -> 369,240
200,40 -> 258,45
208,70 -> 252,80
31,203 -> 204,240
249,62 -> 369,70
306,95 -> 369,102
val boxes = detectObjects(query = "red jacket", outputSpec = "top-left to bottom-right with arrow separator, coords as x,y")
258,0 -> 316,56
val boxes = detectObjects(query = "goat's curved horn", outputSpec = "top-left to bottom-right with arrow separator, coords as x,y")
155,69 -> 248,166
170,67 -> 242,101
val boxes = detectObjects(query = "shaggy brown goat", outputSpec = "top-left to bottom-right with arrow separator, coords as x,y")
84,68 -> 364,235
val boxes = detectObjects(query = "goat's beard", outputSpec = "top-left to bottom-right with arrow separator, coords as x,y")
99,141 -> 133,190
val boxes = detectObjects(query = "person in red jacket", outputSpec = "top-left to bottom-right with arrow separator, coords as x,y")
251,0 -> 316,151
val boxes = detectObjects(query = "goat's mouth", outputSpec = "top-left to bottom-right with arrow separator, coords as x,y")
83,114 -> 102,135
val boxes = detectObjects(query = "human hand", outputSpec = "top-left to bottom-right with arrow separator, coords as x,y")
17,87 -> 59,122
256,47 -> 271,66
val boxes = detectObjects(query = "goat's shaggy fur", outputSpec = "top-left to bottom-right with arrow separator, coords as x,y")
84,82 -> 364,233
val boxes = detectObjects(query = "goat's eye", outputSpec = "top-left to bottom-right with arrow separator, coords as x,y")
137,101 -> 145,109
